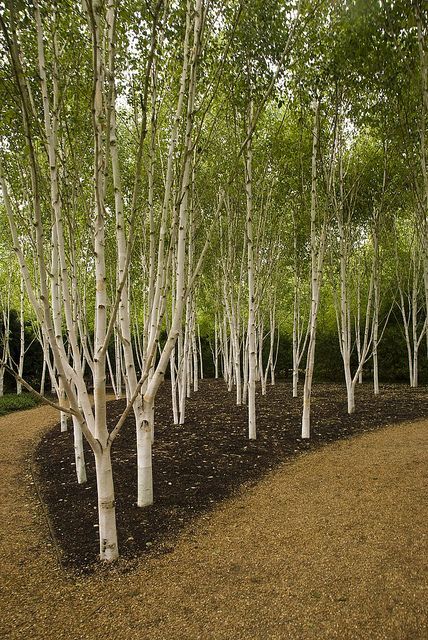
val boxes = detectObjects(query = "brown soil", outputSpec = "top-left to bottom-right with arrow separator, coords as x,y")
1,382 -> 427,639
36,380 -> 428,572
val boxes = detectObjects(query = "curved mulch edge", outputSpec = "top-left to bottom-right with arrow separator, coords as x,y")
1,402 -> 428,640
33,380 -> 428,572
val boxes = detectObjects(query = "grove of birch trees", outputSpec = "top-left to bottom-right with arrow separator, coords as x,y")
0,0 -> 427,560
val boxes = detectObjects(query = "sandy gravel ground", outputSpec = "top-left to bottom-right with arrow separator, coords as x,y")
0,404 -> 427,640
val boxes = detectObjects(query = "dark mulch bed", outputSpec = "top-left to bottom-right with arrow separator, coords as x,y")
34,380 -> 428,573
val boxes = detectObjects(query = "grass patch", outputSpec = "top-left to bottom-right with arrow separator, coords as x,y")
0,393 -> 41,416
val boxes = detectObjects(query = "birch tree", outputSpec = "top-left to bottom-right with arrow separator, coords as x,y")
0,0 -> 167,560
0,262 -> 12,397
301,97 -> 328,438
394,220 -> 427,387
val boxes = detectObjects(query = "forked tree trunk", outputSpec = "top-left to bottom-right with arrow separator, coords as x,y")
347,382 -> 355,414
89,0 -> 119,559
2,0 -> 122,562
105,0 -> 162,507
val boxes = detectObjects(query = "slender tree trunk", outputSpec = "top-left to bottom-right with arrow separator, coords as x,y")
170,346 -> 179,424
302,98 -> 323,439
58,378 -> 68,432
197,324 -> 204,380
137,398 -> 154,507
89,0 -> 119,559
106,349 -> 118,399
214,315 -> 219,379
39,356 -> 46,396
17,275 -> 25,395
72,411 -> 87,484
355,271 -> 363,385
291,210 -> 308,399
225,287 -> 242,405
267,306 -> 276,387
292,290 -> 299,398
372,220 -> 380,395
245,101 -> 257,440
242,332 -> 249,405
114,330 -> 123,399
259,319 -> 267,396
0,299 -> 10,397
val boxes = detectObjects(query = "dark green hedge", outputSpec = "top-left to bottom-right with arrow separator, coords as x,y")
0,393 -> 41,417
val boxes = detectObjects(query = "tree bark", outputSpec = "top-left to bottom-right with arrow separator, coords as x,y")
245,100 -> 257,440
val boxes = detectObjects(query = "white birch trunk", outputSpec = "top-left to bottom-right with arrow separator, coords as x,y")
114,330 -> 123,399
242,332 -> 249,405
245,101 -> 257,440
292,288 -> 299,398
258,320 -> 267,396
94,445 -> 118,561
0,365 -> 4,397
89,0 -> 119,558
16,275 -> 25,395
291,210 -> 309,399
39,339 -> 47,396
3,1 -> 121,562
59,378 -> 68,432
197,324 -> 204,380
355,271 -> 363,385
192,318 -> 199,392
396,237 -> 425,389
302,99 -> 323,439
170,346 -> 179,425
267,306 -> 276,387
372,209 -> 381,395
72,412 -> 87,484
0,296 -> 11,397
214,315 -> 219,379
137,399 -> 154,507
106,349 -> 118,399
224,286 -> 242,405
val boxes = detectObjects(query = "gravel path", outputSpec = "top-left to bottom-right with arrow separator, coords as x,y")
1,404 -> 427,639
